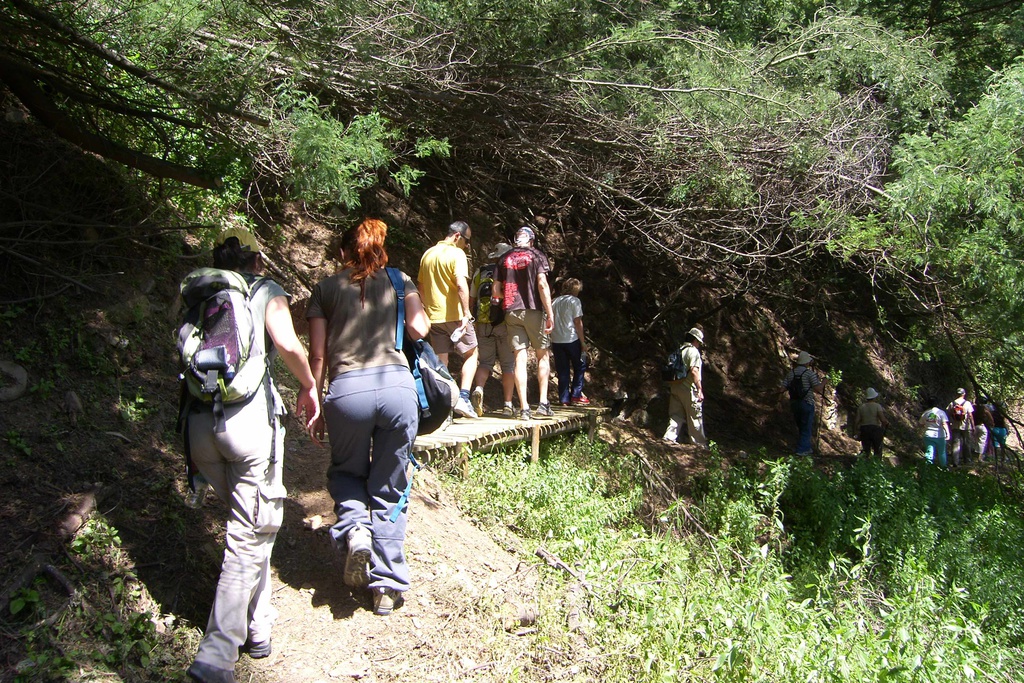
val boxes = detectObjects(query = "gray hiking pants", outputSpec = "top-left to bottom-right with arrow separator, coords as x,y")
188,387 -> 286,670
323,365 -> 417,592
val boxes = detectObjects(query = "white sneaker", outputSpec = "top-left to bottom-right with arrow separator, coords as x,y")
344,526 -> 371,588
470,386 -> 484,416
454,396 -> 479,418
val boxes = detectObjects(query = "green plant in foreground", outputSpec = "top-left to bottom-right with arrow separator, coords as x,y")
117,391 -> 152,423
8,587 -> 41,618
4,429 -> 32,456
11,514 -> 176,682
451,438 -> 1022,682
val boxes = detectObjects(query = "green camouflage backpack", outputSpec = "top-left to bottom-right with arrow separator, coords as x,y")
177,268 -> 271,431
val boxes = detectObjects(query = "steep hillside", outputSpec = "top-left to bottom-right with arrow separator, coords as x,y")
0,118 -> 924,682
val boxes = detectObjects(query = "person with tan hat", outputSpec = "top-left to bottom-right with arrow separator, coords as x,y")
468,241 -> 516,415
853,387 -> 888,457
662,327 -> 707,448
781,351 -> 824,455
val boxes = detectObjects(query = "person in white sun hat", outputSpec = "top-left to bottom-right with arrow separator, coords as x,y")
662,327 -> 707,448
853,387 -> 888,457
781,351 -> 824,455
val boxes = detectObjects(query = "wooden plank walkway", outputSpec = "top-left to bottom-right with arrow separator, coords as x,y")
413,404 -> 602,473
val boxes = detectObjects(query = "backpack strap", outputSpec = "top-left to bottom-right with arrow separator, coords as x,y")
389,451 -> 422,523
385,268 -> 430,413
384,267 -> 406,353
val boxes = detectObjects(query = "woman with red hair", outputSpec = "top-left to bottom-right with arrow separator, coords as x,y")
306,218 -> 429,615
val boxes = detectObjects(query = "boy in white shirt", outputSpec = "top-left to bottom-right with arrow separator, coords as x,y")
550,278 -> 590,406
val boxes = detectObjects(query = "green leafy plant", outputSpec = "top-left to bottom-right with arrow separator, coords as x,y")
4,430 -> 32,456
117,392 -> 152,423
29,378 -> 55,401
8,587 -> 41,618
449,438 -> 1023,681
71,518 -> 122,559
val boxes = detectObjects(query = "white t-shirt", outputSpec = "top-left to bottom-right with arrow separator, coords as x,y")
921,408 -> 949,439
550,294 -> 583,344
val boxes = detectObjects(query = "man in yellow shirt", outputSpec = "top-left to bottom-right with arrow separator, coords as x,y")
418,221 -> 479,418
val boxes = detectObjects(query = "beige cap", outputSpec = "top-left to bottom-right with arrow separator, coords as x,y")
795,351 -> 813,365
687,327 -> 704,343
215,226 -> 262,254
865,388 -> 879,400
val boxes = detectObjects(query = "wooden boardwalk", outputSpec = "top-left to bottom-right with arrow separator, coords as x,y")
413,404 -> 602,472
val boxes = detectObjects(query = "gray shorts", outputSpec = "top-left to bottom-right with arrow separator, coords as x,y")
475,322 -> 514,373
428,320 -> 478,356
505,309 -> 550,351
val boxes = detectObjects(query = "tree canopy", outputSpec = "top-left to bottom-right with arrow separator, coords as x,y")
2,0 -> 1024,394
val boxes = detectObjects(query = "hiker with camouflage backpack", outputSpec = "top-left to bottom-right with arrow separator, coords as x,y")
781,351 -> 824,456
180,228 -> 319,683
946,388 -> 975,468
468,242 -> 516,416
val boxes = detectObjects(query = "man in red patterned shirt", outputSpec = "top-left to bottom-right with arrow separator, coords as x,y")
492,226 -> 554,420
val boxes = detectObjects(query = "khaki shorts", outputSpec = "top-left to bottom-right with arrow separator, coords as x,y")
428,321 -> 478,356
475,322 -> 514,373
505,309 -> 550,352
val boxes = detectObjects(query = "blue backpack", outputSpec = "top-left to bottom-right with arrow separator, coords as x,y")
661,343 -> 692,382
384,268 -> 458,435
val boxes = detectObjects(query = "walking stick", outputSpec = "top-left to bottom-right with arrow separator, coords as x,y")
814,381 -> 827,455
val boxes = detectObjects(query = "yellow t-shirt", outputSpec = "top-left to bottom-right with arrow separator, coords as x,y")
418,241 -> 469,323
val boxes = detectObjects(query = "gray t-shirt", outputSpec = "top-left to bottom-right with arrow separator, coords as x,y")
306,268 -> 417,378
247,274 -> 288,414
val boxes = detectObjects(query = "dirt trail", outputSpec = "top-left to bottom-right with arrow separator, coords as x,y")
241,434 -> 543,683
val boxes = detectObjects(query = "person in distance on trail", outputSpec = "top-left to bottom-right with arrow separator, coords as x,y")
945,388 -> 975,468
989,400 -> 1009,464
492,226 -> 556,420
853,387 -> 888,457
781,351 -> 825,456
468,242 -> 516,416
662,327 -> 707,448
973,398 -> 994,463
550,277 -> 591,406
417,220 -> 480,419
919,403 -> 951,467
306,219 -> 431,617
184,228 -> 320,683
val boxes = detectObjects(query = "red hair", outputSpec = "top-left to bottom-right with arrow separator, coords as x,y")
341,218 -> 389,284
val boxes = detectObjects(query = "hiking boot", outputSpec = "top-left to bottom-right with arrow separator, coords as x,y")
519,408 -> 532,421
470,386 -> 485,416
454,396 -> 479,419
571,395 -> 591,406
242,638 -> 271,659
343,526 -> 371,588
535,403 -> 553,417
187,661 -> 237,683
501,403 -> 515,418
373,587 -> 403,616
